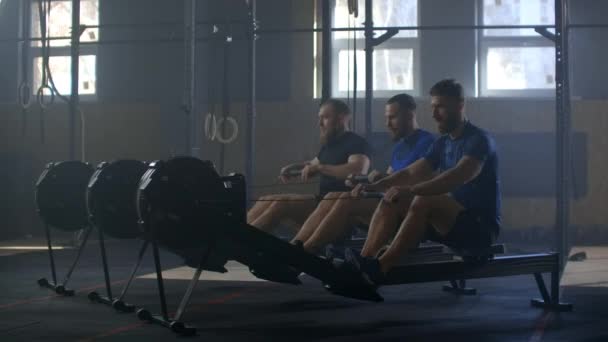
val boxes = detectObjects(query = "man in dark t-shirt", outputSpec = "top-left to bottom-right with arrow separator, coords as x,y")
347,79 -> 501,285
247,99 -> 371,234
317,129 -> 371,198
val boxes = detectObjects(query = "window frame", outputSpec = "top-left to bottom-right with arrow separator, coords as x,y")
330,0 -> 421,99
29,0 -> 99,100
477,0 -> 556,98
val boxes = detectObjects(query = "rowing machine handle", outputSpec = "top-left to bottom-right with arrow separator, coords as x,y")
361,192 -> 385,199
282,170 -> 302,178
350,175 -> 371,184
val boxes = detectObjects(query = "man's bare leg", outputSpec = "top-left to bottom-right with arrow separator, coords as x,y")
378,195 -> 464,273
292,192 -> 344,244
247,195 -> 280,223
303,193 -> 378,252
360,195 -> 414,257
250,194 -> 318,233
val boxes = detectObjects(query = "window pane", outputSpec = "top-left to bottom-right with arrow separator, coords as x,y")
338,49 -> 414,91
33,55 -> 97,95
338,50 -> 365,91
486,47 -> 555,90
334,0 -> 418,39
483,0 -> 554,36
32,0 -> 99,47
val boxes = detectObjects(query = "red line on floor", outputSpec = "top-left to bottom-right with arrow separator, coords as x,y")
0,295 -> 57,310
77,288 -> 255,341
0,279 -> 126,311
77,322 -> 146,342
76,279 -> 127,294
528,311 -> 554,342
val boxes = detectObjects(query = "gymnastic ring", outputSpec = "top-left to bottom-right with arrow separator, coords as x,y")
204,113 -> 218,141
18,82 -> 33,109
36,85 -> 55,110
215,116 -> 239,144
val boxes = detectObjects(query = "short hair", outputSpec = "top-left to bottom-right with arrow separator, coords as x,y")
429,79 -> 464,101
387,93 -> 417,113
320,98 -> 351,116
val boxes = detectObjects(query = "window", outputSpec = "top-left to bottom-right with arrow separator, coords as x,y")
331,0 -> 419,97
31,0 -> 99,97
479,0 -> 555,96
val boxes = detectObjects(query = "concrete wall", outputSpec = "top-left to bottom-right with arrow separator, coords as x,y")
1,0 -> 607,242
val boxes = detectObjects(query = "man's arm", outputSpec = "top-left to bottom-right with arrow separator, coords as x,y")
279,159 -> 316,183
371,158 -> 434,191
316,154 -> 370,179
410,155 -> 483,196
282,161 -> 312,172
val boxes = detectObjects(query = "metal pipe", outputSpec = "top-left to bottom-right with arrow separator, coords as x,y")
17,0 -> 29,91
255,24 -> 558,34
568,23 -> 608,29
61,226 -> 92,287
17,0 -> 30,136
364,0 -> 373,139
0,36 -> 233,45
184,0 -> 197,157
151,241 -> 169,321
78,22 -> 606,31
219,33 -> 231,175
321,0 -> 331,101
554,0 -> 571,273
44,224 -> 58,284
82,20 -> 249,29
245,0 -> 257,206
69,0 -> 81,160
97,227 -> 113,300
118,240 -> 149,300
1,24 -> 564,44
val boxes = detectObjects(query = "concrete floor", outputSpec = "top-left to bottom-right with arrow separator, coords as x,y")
0,238 -> 607,341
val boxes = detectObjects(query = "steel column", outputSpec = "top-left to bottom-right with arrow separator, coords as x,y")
321,0 -> 332,101
364,0 -> 373,138
69,0 -> 81,160
554,0 -> 571,272
246,0 -> 257,206
184,0 -> 198,157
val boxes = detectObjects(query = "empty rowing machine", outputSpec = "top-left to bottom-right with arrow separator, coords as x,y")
35,161 -> 94,296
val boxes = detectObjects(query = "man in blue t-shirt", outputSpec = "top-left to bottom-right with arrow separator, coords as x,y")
292,94 -> 434,252
347,79 -> 501,285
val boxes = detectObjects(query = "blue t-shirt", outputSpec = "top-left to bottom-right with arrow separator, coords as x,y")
391,129 -> 435,172
424,121 -> 501,230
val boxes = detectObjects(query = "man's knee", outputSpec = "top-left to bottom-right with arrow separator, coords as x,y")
324,192 -> 344,200
377,198 -> 403,213
409,195 -> 433,213
261,193 -> 303,204
330,192 -> 355,210
259,194 -> 280,202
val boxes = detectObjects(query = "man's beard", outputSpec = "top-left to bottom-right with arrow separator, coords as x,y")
390,126 -> 407,142
438,114 -> 460,134
320,126 -> 344,145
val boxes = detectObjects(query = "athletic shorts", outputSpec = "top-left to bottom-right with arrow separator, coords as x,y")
426,208 -> 499,254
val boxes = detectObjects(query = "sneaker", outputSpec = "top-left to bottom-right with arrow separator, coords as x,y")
344,248 -> 385,286
325,244 -> 346,261
291,239 -> 305,250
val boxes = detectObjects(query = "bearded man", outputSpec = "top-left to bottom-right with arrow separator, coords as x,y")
247,99 -> 371,235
